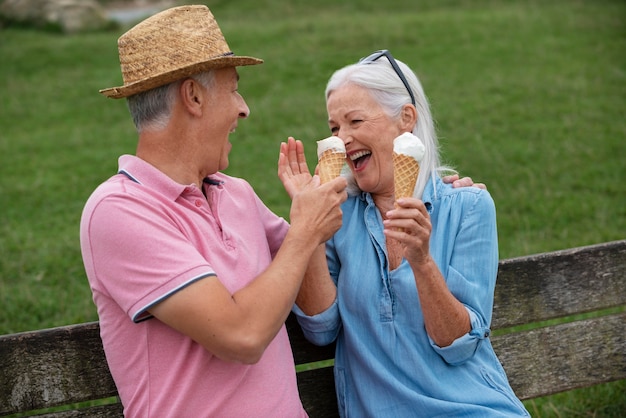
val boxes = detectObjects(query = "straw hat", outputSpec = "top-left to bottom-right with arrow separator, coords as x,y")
100,5 -> 263,99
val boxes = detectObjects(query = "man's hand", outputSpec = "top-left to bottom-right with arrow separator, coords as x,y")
289,175 -> 347,244
442,174 -> 486,190
278,136 -> 347,243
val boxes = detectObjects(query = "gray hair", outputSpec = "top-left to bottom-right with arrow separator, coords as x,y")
325,58 -> 454,198
126,71 -> 215,132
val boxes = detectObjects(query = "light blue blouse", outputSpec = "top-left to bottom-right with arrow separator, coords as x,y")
294,176 -> 529,417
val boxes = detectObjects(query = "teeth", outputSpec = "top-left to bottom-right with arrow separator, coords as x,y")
350,150 -> 371,161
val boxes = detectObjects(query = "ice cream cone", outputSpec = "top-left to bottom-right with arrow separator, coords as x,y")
393,153 -> 420,206
318,149 -> 346,184
317,136 -> 346,184
392,133 -> 424,233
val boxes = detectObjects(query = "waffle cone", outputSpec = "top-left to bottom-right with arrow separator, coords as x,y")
318,149 -> 346,184
393,152 -> 420,204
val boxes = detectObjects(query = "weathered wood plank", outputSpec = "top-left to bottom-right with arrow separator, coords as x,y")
493,240 -> 626,329
0,322 -> 116,415
492,312 -> 626,400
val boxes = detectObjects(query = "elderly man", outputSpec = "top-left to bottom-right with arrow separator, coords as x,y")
80,5 -> 346,417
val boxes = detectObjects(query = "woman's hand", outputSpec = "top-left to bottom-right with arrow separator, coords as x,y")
382,198 -> 432,265
278,137 -> 314,199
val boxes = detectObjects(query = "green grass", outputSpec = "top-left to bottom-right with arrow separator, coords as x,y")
1,0 -> 624,415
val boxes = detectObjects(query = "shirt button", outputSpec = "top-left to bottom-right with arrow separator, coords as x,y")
195,200 -> 202,207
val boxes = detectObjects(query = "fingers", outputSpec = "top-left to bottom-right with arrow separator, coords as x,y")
295,139 -> 309,174
453,176 -> 473,188
444,174 -> 488,190
325,175 -> 348,194
278,137 -> 317,199
442,174 -> 460,184
296,173 -> 345,198
286,137 -> 300,174
385,199 -> 429,228
283,137 -> 310,176
383,198 -> 432,263
453,177 -> 487,190
290,176 -> 347,244
278,146 -> 288,176
383,199 -> 430,236
278,138 -> 299,175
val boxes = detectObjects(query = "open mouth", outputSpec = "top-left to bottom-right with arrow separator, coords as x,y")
350,150 -> 372,170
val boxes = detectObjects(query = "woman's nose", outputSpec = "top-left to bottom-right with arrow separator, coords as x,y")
338,130 -> 351,146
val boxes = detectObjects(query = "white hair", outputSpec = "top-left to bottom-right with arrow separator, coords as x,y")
325,58 -> 455,198
126,71 -> 215,133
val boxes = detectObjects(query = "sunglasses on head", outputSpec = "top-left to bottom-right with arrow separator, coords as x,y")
359,50 -> 416,106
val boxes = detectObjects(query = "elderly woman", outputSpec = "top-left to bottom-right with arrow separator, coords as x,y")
279,50 -> 529,417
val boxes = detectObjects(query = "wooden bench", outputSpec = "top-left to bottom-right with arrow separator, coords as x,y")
1,240 -> 624,417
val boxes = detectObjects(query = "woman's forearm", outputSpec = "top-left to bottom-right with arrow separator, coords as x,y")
412,256 -> 470,347
296,244 -> 337,315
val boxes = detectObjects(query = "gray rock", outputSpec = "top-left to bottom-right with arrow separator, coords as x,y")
0,0 -> 110,33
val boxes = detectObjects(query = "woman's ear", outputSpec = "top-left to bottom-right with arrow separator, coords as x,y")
400,104 -> 418,130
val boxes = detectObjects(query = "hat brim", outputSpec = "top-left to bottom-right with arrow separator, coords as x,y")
99,55 -> 263,99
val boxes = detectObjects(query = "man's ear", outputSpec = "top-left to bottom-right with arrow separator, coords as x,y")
179,78 -> 204,116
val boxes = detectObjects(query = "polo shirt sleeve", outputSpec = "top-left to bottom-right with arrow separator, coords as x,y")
249,186 -> 289,258
82,191 -> 216,323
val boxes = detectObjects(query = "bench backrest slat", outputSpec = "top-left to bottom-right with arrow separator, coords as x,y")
492,311 -> 626,399
0,322 -> 116,415
493,240 -> 626,329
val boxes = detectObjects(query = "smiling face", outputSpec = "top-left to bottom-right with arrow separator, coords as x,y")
327,83 -> 407,198
201,67 -> 250,173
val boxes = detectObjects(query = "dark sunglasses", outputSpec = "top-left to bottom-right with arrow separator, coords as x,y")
359,50 -> 416,106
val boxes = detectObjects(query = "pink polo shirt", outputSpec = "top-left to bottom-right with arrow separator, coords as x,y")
80,155 -> 306,418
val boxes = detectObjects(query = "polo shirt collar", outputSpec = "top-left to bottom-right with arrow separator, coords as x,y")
117,154 -> 204,201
